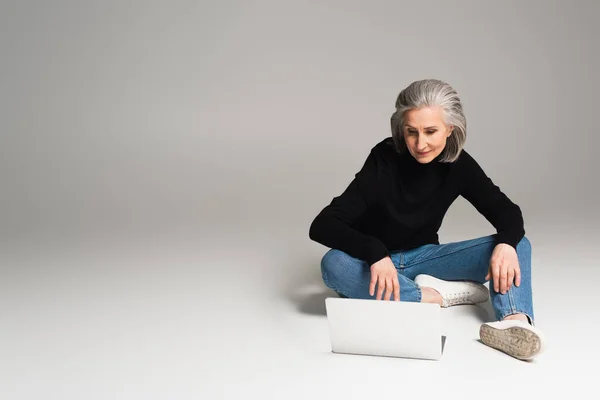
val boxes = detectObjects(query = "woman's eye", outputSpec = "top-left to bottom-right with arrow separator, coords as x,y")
407,130 -> 436,135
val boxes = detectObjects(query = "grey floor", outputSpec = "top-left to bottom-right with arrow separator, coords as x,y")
1,219 -> 597,399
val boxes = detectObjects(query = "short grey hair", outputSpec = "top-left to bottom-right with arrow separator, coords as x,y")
390,79 -> 467,163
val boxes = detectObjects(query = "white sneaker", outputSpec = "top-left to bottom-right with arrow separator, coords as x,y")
480,320 -> 545,360
414,274 -> 489,308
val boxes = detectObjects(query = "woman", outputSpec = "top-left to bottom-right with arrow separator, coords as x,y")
308,79 -> 545,361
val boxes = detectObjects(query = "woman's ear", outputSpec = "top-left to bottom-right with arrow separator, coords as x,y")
447,125 -> 454,137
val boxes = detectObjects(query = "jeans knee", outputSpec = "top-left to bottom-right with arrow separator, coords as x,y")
515,236 -> 532,273
321,249 -> 342,282
517,235 -> 531,254
320,249 -> 357,287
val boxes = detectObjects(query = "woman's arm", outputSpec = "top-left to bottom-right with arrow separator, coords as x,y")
458,150 -> 525,249
309,149 -> 389,266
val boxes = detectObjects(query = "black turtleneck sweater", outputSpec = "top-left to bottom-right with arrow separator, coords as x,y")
308,137 -> 525,266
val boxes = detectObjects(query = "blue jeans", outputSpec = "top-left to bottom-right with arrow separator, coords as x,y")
320,235 -> 535,324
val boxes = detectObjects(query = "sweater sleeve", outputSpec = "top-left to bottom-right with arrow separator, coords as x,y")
458,151 -> 525,249
308,149 -> 390,266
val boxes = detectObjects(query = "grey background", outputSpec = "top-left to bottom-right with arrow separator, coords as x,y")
1,1 -> 598,399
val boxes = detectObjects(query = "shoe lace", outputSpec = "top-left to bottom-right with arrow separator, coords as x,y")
444,291 -> 472,306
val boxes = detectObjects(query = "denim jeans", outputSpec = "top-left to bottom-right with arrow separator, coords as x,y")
320,235 -> 535,324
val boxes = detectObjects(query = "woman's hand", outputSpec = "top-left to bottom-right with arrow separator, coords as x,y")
486,243 -> 521,294
369,256 -> 400,301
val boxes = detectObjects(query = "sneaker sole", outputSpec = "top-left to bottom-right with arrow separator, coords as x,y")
479,324 -> 541,360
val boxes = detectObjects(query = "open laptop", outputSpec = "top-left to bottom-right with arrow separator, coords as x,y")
325,297 -> 443,360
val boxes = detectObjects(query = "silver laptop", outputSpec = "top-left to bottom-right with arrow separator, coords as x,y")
325,297 -> 443,360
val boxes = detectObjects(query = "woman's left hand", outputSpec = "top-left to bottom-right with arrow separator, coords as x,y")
486,243 -> 520,294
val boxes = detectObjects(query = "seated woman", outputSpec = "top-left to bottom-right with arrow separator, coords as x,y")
309,79 -> 545,361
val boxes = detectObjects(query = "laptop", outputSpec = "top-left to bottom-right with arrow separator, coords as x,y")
325,297 -> 443,360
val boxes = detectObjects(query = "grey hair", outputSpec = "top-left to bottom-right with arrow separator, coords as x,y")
390,79 -> 467,163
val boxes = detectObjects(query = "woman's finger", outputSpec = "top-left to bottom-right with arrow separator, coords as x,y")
492,263 -> 500,292
515,267 -> 521,287
507,268 -> 515,291
500,262 -> 508,294
376,276 -> 385,300
369,272 -> 377,296
384,277 -> 392,300
393,278 -> 400,301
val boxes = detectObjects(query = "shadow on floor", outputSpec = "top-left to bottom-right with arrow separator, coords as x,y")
442,335 -> 446,353
283,255 -> 336,316
473,298 -> 496,322
295,288 -> 338,316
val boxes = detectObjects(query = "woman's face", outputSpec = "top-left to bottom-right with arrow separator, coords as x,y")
402,106 -> 453,164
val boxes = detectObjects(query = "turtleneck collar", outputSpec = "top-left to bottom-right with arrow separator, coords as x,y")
401,150 -> 445,168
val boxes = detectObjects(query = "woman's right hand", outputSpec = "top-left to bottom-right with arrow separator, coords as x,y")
369,256 -> 400,301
